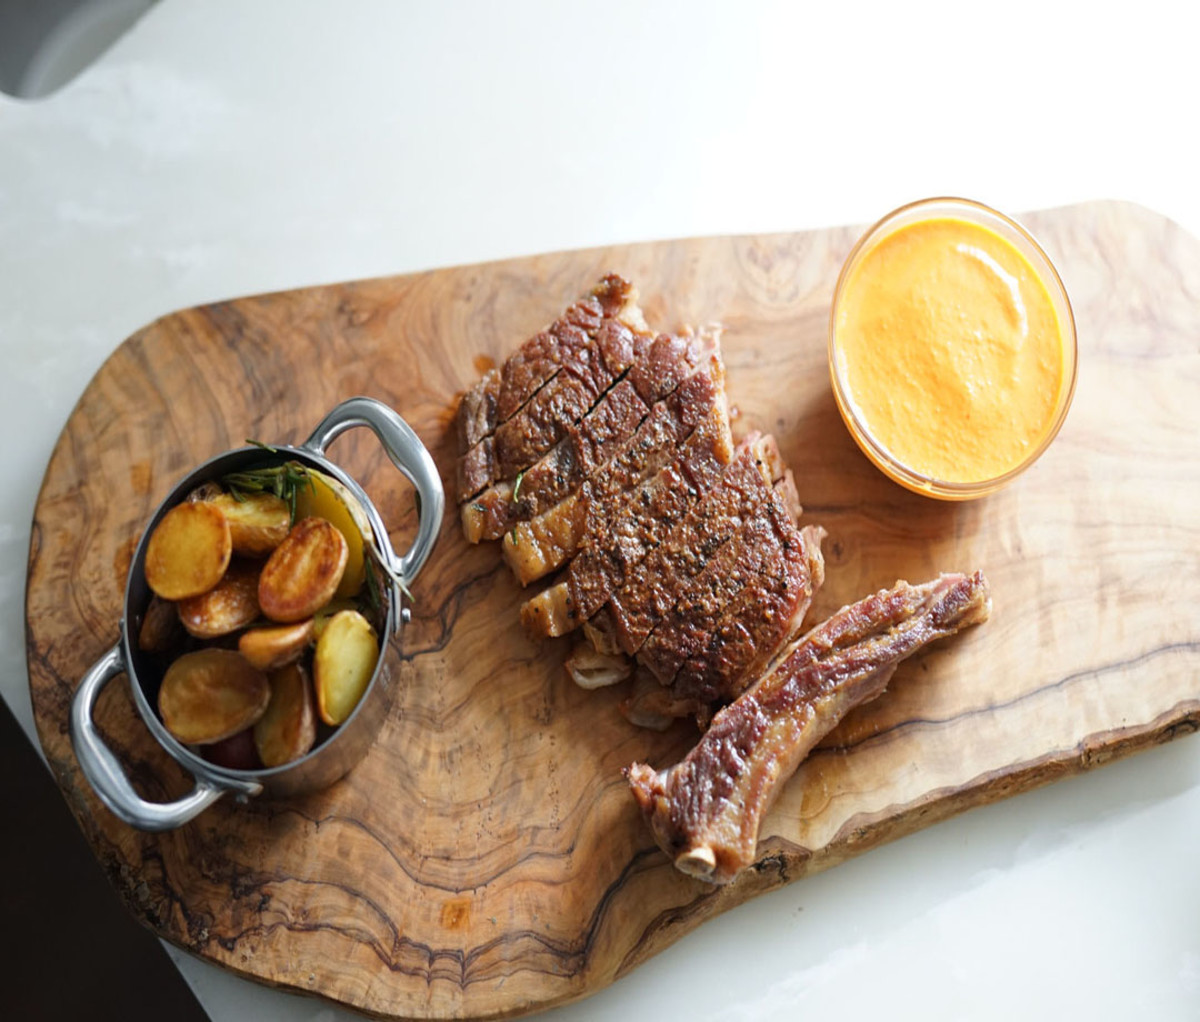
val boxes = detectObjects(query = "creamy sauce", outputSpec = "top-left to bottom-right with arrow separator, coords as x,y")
834,216 -> 1067,484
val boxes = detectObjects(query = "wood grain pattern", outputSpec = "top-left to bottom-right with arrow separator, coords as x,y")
25,201 -> 1200,1020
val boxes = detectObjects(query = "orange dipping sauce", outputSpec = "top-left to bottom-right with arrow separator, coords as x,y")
830,199 -> 1076,498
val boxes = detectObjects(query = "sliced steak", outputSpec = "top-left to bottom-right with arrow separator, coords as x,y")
502,355 -> 727,586
457,316 -> 653,501
635,489 -> 819,693
521,395 -> 734,638
461,331 -> 715,543
455,274 -> 642,452
666,521 -> 825,707
597,434 -> 784,658
626,571 -> 992,885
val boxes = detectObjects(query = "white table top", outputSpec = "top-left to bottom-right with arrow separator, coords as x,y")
3,1 -> 1198,1019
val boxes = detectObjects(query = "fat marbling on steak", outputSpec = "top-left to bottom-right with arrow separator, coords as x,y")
626,571 -> 992,885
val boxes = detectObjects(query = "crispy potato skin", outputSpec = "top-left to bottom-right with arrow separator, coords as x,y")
254,662 -> 318,767
138,595 -> 181,652
144,502 -> 232,600
202,727 -> 261,771
258,517 -> 348,623
177,561 -> 261,638
295,472 -> 371,599
209,492 -> 291,556
158,649 -> 270,745
314,610 -> 378,725
238,619 -> 315,671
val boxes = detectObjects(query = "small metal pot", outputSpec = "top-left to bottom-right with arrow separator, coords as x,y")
69,397 -> 444,832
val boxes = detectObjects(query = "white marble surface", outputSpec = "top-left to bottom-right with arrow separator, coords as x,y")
3,1 -> 1198,1019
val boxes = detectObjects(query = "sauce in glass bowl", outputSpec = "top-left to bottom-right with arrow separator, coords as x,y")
830,198 -> 1077,499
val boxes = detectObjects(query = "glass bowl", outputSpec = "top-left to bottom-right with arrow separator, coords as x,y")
828,197 -> 1078,500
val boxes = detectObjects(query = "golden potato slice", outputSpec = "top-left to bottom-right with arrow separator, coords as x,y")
144,501 -> 232,600
208,492 -> 291,556
202,727 -> 261,771
254,662 -> 317,767
137,595 -> 180,652
295,470 -> 373,598
313,610 -> 378,725
177,560 -> 261,638
158,649 -> 269,745
238,618 -> 314,671
258,517 -> 348,623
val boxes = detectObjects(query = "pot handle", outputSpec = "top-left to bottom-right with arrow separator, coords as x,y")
301,396 -> 444,585
69,642 -> 257,832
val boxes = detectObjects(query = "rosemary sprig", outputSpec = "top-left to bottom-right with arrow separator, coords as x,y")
364,543 -> 414,605
222,459 -> 315,523
512,470 -> 525,504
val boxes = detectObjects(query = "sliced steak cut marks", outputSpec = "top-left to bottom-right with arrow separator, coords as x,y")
626,571 -> 992,885
455,274 -> 643,453
520,395 -> 734,638
597,434 -> 785,658
502,355 -> 727,586
666,521 -> 825,708
460,331 -> 715,543
457,316 -> 653,501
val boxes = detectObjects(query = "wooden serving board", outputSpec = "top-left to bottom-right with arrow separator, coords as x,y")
26,201 -> 1200,1019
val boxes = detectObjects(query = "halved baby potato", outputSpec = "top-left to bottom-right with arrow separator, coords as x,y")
254,662 -> 317,767
137,594 -> 180,652
313,609 -> 378,726
177,560 -> 261,638
295,470 -> 372,599
208,492 -> 291,556
144,501 -> 232,600
238,618 -> 315,671
258,517 -> 348,623
202,727 -> 261,771
158,649 -> 270,745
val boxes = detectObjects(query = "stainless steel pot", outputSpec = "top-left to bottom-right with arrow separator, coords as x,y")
69,397 -> 444,832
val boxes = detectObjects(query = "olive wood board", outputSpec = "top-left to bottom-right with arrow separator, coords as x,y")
25,200 -> 1200,1020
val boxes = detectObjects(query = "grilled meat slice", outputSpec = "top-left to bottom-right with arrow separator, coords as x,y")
457,316 -> 654,501
502,355 -> 727,586
455,274 -> 644,452
461,331 -> 715,543
595,435 -> 788,658
626,571 -> 991,885
679,522 -> 825,708
520,399 -> 734,638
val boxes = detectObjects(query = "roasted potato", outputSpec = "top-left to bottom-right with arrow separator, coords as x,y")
202,727 -> 261,771
238,618 -> 314,671
158,649 -> 270,745
295,470 -> 372,598
137,595 -> 180,652
254,662 -> 317,767
208,492 -> 291,556
258,517 -> 348,623
144,501 -> 232,600
313,609 -> 378,725
177,560 -> 261,639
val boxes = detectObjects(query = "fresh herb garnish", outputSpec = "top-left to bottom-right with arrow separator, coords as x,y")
222,459 -> 315,523
512,471 -> 525,503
